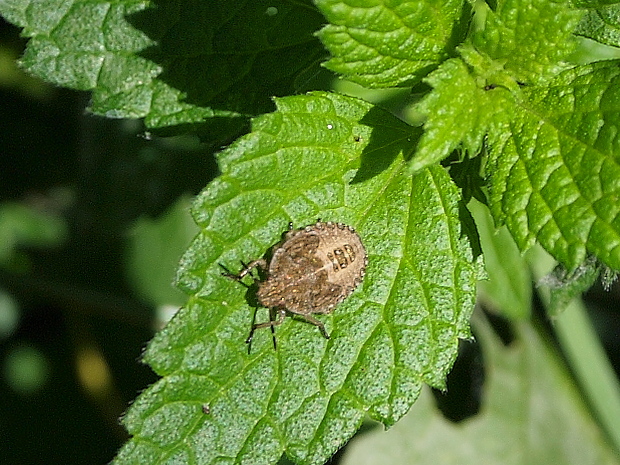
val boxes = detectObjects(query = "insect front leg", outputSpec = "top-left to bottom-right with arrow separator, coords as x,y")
220,259 -> 268,282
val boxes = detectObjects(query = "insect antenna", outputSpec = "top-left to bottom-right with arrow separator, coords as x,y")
219,263 -> 248,286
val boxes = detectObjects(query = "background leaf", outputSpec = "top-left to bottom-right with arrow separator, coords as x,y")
114,92 -> 481,465
126,194 -> 198,308
339,314 -> 620,465
539,256 -> 600,315
487,61 -> 620,271
470,200 -> 532,320
316,0 -> 468,88
0,200 -> 67,269
1,0 -> 329,140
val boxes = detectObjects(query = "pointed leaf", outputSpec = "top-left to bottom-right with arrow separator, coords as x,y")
316,0 -> 467,88
410,54 -> 514,172
410,0 -> 582,172
487,61 -> 620,271
340,316 -> 620,465
0,0 -> 327,132
114,92 -> 480,465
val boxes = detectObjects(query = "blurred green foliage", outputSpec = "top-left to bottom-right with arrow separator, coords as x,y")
0,17 -> 216,464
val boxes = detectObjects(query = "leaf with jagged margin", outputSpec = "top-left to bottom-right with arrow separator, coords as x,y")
315,0 -> 467,88
0,0 -> 327,135
339,315 -> 620,465
113,92 -> 482,465
408,50 -> 515,173
410,0 -> 582,172
487,61 -> 620,272
471,0 -> 582,86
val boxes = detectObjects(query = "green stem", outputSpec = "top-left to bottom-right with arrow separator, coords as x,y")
553,299 -> 620,455
528,249 -> 620,454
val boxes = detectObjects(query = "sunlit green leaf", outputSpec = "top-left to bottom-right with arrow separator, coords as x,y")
340,315 -> 620,465
0,0 -> 327,135
575,4 -> 620,48
487,61 -> 620,271
316,0 -> 467,88
114,92 -> 480,465
472,0 -> 582,85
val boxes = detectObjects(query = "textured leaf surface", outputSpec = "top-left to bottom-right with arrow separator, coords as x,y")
316,0 -> 466,88
575,4 -> 620,48
113,92 -> 480,465
339,315 -> 620,465
0,0 -> 326,132
471,0 -> 582,86
487,61 -> 620,271
407,0 -> 620,272
412,0 -> 580,172
409,52 -> 514,172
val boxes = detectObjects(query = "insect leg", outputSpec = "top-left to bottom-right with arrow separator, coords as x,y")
220,259 -> 267,281
245,308 -> 286,347
298,314 -> 330,339
267,307 -> 279,350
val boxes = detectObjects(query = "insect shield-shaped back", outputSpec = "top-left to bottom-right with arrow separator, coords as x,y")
222,221 -> 367,349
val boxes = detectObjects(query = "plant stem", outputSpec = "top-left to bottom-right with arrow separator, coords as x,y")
528,248 -> 620,454
553,298 -> 620,456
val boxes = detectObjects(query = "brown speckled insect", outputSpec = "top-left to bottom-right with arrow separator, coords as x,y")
222,221 -> 367,347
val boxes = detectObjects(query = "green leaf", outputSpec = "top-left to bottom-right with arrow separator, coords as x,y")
0,201 -> 67,270
575,4 -> 620,48
1,0 -> 327,133
409,0 -> 581,172
339,315 -> 620,465
316,0 -> 467,88
472,0 -> 582,85
409,2 -> 620,272
113,92 -> 481,465
126,195 -> 198,308
573,0 -> 620,6
470,200 -> 531,320
529,253 -> 620,455
409,53 -> 514,172
487,61 -> 620,271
